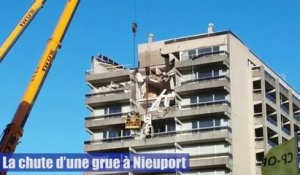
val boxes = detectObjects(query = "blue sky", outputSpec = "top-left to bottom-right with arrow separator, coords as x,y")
0,0 -> 299,174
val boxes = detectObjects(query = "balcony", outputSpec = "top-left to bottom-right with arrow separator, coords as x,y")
85,155 -> 232,175
86,90 -> 130,108
85,126 -> 232,152
176,75 -> 230,95
86,69 -> 131,87
175,51 -> 229,71
85,112 -> 131,132
189,155 -> 232,170
180,100 -> 230,110
165,102 -> 231,119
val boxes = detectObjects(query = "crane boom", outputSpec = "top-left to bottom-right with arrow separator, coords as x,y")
0,0 -> 79,159
0,0 -> 46,63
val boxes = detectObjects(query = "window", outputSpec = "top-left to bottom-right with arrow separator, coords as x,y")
191,118 -> 227,130
167,123 -> 176,132
198,47 -> 212,55
123,130 -> 131,136
212,46 -> 220,52
197,71 -> 213,79
215,119 -> 221,126
155,124 -> 166,133
199,94 -> 213,103
181,45 -> 224,60
190,97 -> 198,104
109,106 -> 121,114
104,106 -> 121,115
108,131 -> 120,138
213,69 -> 220,76
103,130 -> 121,139
188,49 -> 197,59
189,92 -> 228,105
199,119 -> 214,128
192,121 -> 198,129
214,92 -> 226,101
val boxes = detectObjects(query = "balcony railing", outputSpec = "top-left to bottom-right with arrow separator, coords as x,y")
180,75 -> 230,86
189,50 -> 229,60
180,100 -> 230,110
85,126 -> 231,145
86,111 -> 131,120
86,88 -> 128,98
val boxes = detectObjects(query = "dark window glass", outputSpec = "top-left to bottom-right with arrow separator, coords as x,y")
197,71 -> 212,79
192,121 -> 198,129
214,93 -> 226,101
109,106 -> 121,114
104,108 -> 109,115
155,124 -> 166,133
191,97 -> 198,104
188,50 -> 196,59
215,119 -> 221,126
212,46 -> 220,52
109,131 -> 120,138
123,130 -> 131,136
199,94 -> 213,103
199,119 -> 213,128
167,124 -> 176,132
213,70 -> 219,77
198,47 -> 212,54
103,131 -> 107,139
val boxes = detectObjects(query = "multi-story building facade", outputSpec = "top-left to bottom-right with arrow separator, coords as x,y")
84,26 -> 300,175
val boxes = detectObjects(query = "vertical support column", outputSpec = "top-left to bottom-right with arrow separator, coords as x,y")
260,67 -> 268,151
275,78 -> 282,144
289,89 -> 295,137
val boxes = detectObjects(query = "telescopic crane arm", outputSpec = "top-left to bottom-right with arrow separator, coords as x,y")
0,0 -> 79,157
0,0 -> 46,63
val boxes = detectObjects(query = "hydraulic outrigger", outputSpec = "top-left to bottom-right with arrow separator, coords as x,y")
0,0 -> 46,63
0,0 -> 79,174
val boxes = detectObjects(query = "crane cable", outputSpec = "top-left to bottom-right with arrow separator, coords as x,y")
131,0 -> 138,68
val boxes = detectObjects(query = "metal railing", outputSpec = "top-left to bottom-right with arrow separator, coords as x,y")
180,100 -> 231,110
85,126 -> 231,145
190,50 -> 229,60
85,111 -> 131,120
86,88 -> 128,98
180,75 -> 230,86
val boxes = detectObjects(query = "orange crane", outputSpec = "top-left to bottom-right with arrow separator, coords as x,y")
0,0 -> 46,63
0,0 -> 79,174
